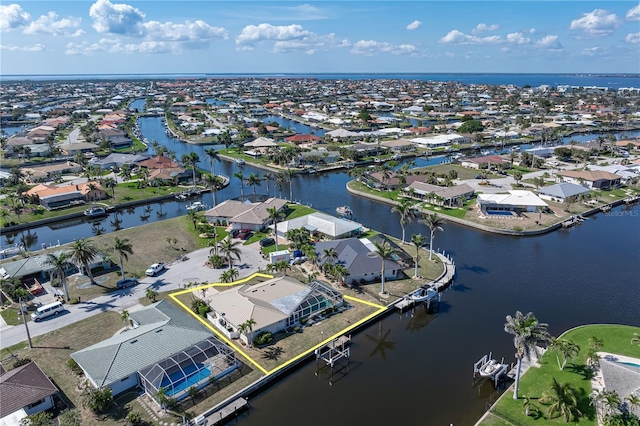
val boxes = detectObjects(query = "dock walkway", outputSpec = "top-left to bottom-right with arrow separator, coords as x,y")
199,397 -> 248,425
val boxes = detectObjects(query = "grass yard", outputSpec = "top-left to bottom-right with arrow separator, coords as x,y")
484,324 -> 640,426
283,203 -> 316,220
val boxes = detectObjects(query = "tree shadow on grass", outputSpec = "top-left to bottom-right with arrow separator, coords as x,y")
261,346 -> 285,361
566,363 -> 595,380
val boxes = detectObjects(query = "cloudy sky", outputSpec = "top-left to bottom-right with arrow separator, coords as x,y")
1,1 -> 639,75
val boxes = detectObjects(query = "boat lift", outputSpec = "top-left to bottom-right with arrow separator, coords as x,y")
473,352 -> 509,388
315,335 -> 351,385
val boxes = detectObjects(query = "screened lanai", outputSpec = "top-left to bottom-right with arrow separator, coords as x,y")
138,337 -> 236,403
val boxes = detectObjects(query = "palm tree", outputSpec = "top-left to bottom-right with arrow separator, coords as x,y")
121,310 -> 130,330
286,169 -> 295,200
504,311 -> 551,400
43,252 -> 72,302
391,199 -> 416,244
119,164 -> 132,182
549,338 -> 580,371
186,210 -> 202,230
263,172 -> 273,195
245,173 -> 261,194
242,318 -> 257,345
322,247 -> 338,264
220,267 -> 239,283
538,378 -> 583,422
181,152 -> 200,188
410,234 -> 425,279
266,207 -> 285,251
204,147 -> 219,177
69,238 -> 100,285
218,237 -> 242,269
234,171 -> 245,196
419,213 -> 446,261
146,288 -> 158,302
373,240 -> 397,294
103,177 -> 117,201
204,174 -> 222,206
113,237 -> 134,280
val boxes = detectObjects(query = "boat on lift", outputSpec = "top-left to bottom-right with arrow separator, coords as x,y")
410,284 -> 438,303
84,206 -> 107,217
336,206 -> 353,217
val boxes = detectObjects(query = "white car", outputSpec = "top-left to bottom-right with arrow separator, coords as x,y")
145,263 -> 166,277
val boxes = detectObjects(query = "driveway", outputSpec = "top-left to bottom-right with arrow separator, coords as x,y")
0,245 -> 269,348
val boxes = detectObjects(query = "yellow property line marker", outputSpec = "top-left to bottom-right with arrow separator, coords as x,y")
169,273 -> 386,376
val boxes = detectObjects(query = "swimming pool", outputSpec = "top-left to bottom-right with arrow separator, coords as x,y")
162,365 -> 212,397
486,210 -> 514,216
617,361 -> 640,368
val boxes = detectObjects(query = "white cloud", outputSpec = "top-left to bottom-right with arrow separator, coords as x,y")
65,40 -> 110,55
89,0 -> 145,35
528,28 -> 536,34
577,46 -> 608,57
406,20 -> 421,31
236,23 -> 313,50
109,40 -> 173,54
1,43 -> 45,52
23,12 -> 84,37
142,20 -> 228,45
439,30 -> 502,44
472,23 -> 499,34
625,32 -> 640,44
535,35 -> 563,51
569,9 -> 621,38
506,32 -> 530,45
351,39 -> 418,56
0,4 -> 31,32
626,5 -> 640,21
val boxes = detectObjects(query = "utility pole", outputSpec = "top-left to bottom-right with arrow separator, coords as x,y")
20,298 -> 33,349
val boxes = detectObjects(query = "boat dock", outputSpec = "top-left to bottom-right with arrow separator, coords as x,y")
315,335 -> 351,385
196,397 -> 248,425
394,250 -> 455,311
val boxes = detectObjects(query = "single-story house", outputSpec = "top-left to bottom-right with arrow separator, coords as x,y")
537,182 -> 591,203
404,182 -> 475,207
92,153 -> 148,170
21,161 -> 83,182
587,165 -> 639,185
0,362 -> 59,425
314,238 -> 402,285
284,134 -> 321,145
25,181 -> 106,210
274,212 -> 363,240
381,139 -> 415,152
411,134 -> 470,148
524,147 -> 555,159
59,142 -> 100,155
71,301 -> 237,403
556,170 -> 622,189
460,155 -> 508,169
204,197 -> 288,231
206,276 -> 344,344
477,190 -> 548,215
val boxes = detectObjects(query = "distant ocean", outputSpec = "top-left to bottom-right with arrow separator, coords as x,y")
2,73 -> 640,89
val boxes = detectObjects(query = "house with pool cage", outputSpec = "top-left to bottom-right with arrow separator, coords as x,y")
206,276 -> 344,345
71,301 -> 237,404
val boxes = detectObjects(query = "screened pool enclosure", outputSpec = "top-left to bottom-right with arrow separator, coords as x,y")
138,337 -> 237,402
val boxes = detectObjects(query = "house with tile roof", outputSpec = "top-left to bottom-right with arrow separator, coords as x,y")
71,301 -> 237,401
25,181 -> 106,210
556,170 -> 622,189
477,190 -> 548,215
204,197 -> 287,231
0,362 -> 59,425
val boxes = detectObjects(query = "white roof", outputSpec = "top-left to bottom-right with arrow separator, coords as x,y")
274,212 -> 362,238
477,190 -> 548,207
244,137 -> 278,148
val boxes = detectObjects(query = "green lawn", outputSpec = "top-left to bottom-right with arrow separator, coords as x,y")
485,324 -> 640,426
284,203 -> 316,220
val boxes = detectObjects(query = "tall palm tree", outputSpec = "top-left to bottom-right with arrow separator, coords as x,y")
322,247 -> 338,264
119,164 -> 132,182
391,199 -> 416,244
263,172 -> 273,195
113,237 -> 134,280
419,213 -> 446,261
218,237 -> 242,269
245,173 -> 261,194
181,152 -> 200,188
121,310 -> 130,330
549,338 -> 580,371
44,252 -> 72,302
204,174 -> 222,206
69,238 -> 100,285
103,177 -> 117,201
373,240 -> 397,294
204,147 -> 219,177
504,311 -> 551,400
410,234 -> 425,279
234,171 -> 245,196
266,207 -> 285,251
286,169 -> 295,201
538,378 -> 583,422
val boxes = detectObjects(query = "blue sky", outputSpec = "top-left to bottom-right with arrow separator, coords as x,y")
1,1 -> 639,75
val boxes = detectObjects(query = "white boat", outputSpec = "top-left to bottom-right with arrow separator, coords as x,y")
235,158 -> 245,166
410,284 -> 438,302
84,206 -> 106,217
186,201 -> 207,212
478,359 -> 506,377
0,243 -> 25,258
391,154 -> 401,160
336,206 -> 353,217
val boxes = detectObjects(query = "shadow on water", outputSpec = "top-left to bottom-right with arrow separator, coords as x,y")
449,281 -> 472,292
314,359 -> 359,386
457,263 -> 490,274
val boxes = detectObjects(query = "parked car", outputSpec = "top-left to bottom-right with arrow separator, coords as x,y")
237,229 -> 253,240
116,278 -> 139,289
145,263 -> 166,276
259,237 -> 275,247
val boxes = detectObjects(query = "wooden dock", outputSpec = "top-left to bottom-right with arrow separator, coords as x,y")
395,251 -> 455,311
200,397 -> 248,425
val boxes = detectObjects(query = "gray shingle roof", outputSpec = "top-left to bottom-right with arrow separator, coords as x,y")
315,238 -> 400,276
71,301 -> 216,387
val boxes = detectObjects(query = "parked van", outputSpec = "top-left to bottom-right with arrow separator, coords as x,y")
31,301 -> 64,322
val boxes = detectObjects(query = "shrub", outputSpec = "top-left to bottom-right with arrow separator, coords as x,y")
253,331 -> 273,346
13,358 -> 31,369
208,255 -> 225,269
82,387 -> 113,414
58,409 -> 81,426
294,326 -> 301,333
51,277 -> 61,288
300,317 -> 308,325
126,411 -> 143,426
67,358 -> 83,375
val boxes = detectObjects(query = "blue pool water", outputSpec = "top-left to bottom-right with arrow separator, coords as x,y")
618,361 -> 640,368
486,210 -> 514,216
162,365 -> 211,397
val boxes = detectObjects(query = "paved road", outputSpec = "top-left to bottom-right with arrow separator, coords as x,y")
0,245 -> 268,348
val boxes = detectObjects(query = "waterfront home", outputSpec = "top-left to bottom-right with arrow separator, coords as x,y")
381,139 -> 415,152
284,134 -> 322,145
20,161 -> 83,182
59,141 -> 100,156
299,150 -> 340,165
204,197 -> 287,231
476,190 -> 548,215
92,153 -> 148,169
403,181 -> 475,207
24,180 -> 106,209
587,164 -> 639,185
411,133 -> 470,148
402,105 -> 426,116
0,362 -> 59,425
72,301 -> 237,402
598,356 -> 640,416
556,170 -> 622,189
314,238 -> 402,285
362,172 -> 424,191
206,276 -> 344,344
460,155 -> 508,170
537,182 -> 591,203
274,212 -> 363,240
